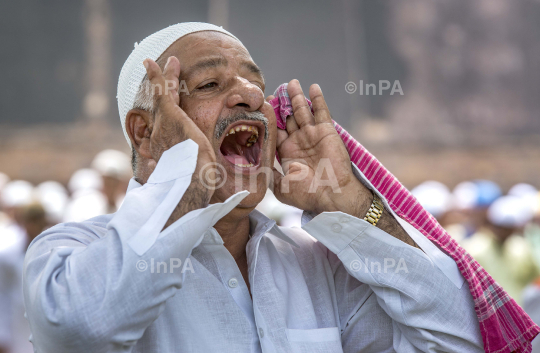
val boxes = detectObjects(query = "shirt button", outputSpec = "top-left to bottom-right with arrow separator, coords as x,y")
258,327 -> 264,338
331,223 -> 342,233
228,278 -> 238,288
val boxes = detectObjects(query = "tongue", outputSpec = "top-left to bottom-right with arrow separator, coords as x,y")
244,143 -> 260,165
220,142 -> 250,165
221,143 -> 260,165
220,132 -> 259,165
223,153 -> 250,165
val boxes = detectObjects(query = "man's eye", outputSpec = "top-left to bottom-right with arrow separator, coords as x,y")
199,82 -> 218,90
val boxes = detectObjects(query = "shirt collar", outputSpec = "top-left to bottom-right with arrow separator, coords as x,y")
248,209 -> 299,248
126,178 -> 298,248
127,178 -> 142,193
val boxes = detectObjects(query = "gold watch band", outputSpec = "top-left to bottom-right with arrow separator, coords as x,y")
363,193 -> 384,226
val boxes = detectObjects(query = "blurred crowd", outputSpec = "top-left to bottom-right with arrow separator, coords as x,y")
0,149 -> 132,353
410,179 -> 540,352
0,151 -> 539,352
411,180 -> 540,303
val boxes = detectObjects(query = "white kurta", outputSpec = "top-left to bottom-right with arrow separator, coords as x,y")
23,140 -> 483,352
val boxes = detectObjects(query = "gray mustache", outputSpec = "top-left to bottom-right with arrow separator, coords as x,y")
214,111 -> 269,140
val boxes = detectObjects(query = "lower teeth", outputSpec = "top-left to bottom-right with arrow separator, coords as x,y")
235,163 -> 254,167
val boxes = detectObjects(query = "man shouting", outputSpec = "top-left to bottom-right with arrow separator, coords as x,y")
22,22 -> 536,352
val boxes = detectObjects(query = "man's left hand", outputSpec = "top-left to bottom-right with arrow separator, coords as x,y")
271,79 -> 372,216
271,80 -> 419,249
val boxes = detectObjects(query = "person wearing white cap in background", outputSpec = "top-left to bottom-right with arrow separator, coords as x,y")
67,168 -> 103,194
35,181 -> 69,225
453,181 -> 480,210
410,181 -> 473,243
460,194 -> 539,303
508,183 -> 539,216
0,180 -> 34,241
0,180 -> 36,353
410,181 -> 451,220
63,190 -> 108,223
508,183 -> 538,198
444,180 -> 502,237
91,149 -> 132,212
22,22 -> 486,353
63,168 -> 108,223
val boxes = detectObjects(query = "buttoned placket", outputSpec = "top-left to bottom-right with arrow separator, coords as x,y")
199,227 -> 262,352
246,217 -> 282,353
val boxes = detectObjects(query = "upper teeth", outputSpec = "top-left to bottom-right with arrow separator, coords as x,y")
225,124 -> 259,145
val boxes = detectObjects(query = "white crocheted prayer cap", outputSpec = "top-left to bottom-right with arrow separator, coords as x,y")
117,22 -> 240,146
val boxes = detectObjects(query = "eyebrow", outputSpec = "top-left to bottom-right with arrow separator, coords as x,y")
242,61 -> 265,84
184,56 -> 228,78
241,62 -> 263,77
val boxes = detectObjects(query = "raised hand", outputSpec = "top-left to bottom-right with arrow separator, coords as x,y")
271,80 -> 419,248
143,57 -> 216,169
143,57 -> 218,228
272,79 -> 372,216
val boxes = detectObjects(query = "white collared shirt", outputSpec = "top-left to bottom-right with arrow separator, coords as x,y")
23,140 -> 484,353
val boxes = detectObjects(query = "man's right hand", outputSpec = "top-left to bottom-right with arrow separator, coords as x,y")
143,56 -> 217,227
144,56 -> 216,169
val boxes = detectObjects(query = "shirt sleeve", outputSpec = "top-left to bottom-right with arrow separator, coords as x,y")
23,139 -> 248,353
301,163 -> 484,352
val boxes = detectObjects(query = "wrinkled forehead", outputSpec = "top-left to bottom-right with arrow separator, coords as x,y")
158,31 -> 252,67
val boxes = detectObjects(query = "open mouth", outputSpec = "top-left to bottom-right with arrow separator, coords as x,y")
219,122 -> 263,168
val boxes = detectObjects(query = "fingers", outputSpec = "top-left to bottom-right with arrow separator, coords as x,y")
162,56 -> 181,105
143,58 -> 161,81
265,95 -> 275,102
287,79 -> 314,128
163,56 -> 181,80
309,84 -> 332,124
275,129 -> 289,150
143,57 -> 180,116
286,115 -> 299,134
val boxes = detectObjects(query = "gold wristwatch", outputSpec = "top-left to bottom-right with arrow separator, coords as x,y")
364,193 -> 384,226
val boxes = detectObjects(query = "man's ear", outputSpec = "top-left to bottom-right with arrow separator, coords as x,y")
125,109 -> 153,160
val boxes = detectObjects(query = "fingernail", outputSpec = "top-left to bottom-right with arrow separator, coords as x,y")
143,59 -> 149,69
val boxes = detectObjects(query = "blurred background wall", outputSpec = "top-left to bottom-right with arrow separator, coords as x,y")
1,0 -> 538,189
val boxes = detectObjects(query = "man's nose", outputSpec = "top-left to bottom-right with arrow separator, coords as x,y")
225,77 -> 264,111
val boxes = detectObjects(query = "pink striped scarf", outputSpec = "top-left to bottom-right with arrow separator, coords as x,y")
269,83 -> 540,353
